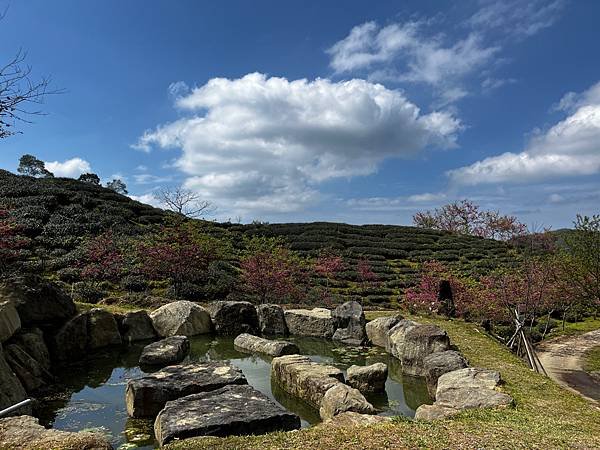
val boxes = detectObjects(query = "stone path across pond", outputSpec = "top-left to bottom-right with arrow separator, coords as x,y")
536,328 -> 600,406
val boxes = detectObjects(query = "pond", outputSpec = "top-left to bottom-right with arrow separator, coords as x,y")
36,336 -> 433,449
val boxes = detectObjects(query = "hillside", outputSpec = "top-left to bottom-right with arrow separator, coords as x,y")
0,171 -> 516,306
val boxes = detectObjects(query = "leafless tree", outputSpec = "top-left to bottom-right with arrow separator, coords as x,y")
155,186 -> 215,218
1,8 -> 62,138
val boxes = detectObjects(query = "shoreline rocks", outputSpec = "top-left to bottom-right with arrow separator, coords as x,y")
154,384 -> 301,446
150,301 -> 212,337
347,362 -> 388,394
139,336 -> 190,367
207,301 -> 260,335
285,308 -> 337,339
257,304 -> 288,336
87,308 -> 122,350
423,350 -> 468,398
120,310 -> 156,343
233,333 -> 299,357
332,301 -> 367,346
271,354 -> 344,409
0,300 -> 20,343
365,315 -> 402,349
126,362 -> 247,418
319,383 -> 376,420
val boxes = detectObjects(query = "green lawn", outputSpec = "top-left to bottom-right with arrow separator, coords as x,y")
166,312 -> 600,450
545,316 -> 600,340
584,345 -> 600,373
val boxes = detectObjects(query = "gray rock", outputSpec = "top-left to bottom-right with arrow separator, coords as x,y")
0,345 -> 30,415
387,319 -> 419,357
437,367 -> 502,391
347,362 -> 388,393
332,301 -> 367,346
319,383 -> 376,420
206,301 -> 259,335
234,333 -> 299,357
0,415 -> 112,449
121,310 -> 156,343
150,301 -> 212,337
0,301 -> 20,343
271,354 -> 344,409
87,308 -> 122,350
49,313 -> 89,362
284,308 -> 336,338
4,344 -> 52,392
423,350 -> 468,398
365,315 -> 402,348
8,328 -> 50,371
139,336 -> 190,367
126,362 -> 247,418
320,411 -> 391,428
1,276 -> 76,328
154,384 -> 301,446
414,404 -> 460,420
257,304 -> 288,336
400,324 -> 451,376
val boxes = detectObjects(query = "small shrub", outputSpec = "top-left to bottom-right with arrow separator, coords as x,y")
73,282 -> 106,303
121,274 -> 149,292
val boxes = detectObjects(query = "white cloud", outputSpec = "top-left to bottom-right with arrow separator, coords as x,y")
129,193 -> 163,208
448,81 -> 600,185
133,173 -> 173,185
346,192 -> 447,212
468,0 -> 565,40
45,157 -> 91,178
328,21 -> 498,101
134,73 -> 461,216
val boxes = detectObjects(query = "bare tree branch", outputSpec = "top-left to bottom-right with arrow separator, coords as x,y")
155,186 -> 216,218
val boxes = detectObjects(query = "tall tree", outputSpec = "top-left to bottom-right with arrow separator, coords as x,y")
106,179 -> 128,194
155,186 -> 214,218
17,154 -> 53,177
78,173 -> 100,185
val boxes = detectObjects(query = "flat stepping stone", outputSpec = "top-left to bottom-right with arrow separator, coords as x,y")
139,336 -> 190,367
126,362 -> 247,418
233,333 -> 299,357
154,384 -> 301,446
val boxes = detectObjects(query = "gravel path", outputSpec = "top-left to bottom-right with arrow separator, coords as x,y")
537,329 -> 600,406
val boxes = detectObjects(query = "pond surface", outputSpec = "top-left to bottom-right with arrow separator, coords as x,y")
37,336 -> 432,450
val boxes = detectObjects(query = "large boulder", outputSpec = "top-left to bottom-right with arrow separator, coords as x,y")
271,354 -> 344,409
0,301 -> 20,343
154,384 -> 301,446
139,336 -> 190,367
234,333 -> 299,357
120,310 -> 156,343
415,367 -> 514,420
4,344 -> 52,392
332,301 -> 367,346
150,301 -> 212,337
0,276 -> 76,328
391,322 -> 451,376
206,301 -> 259,335
257,304 -> 288,336
0,345 -> 30,415
319,383 -> 376,420
48,313 -> 89,363
387,319 -> 419,357
423,350 -> 468,398
347,362 -> 388,393
0,415 -> 111,450
320,411 -> 391,428
126,362 -> 247,418
284,308 -> 336,339
8,328 -> 50,371
365,315 -> 402,348
87,308 -> 122,350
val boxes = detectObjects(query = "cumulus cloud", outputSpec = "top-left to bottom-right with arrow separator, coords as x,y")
448,81 -> 600,185
346,191 -> 447,212
328,21 -> 498,103
45,157 -> 91,178
134,73 -> 461,215
129,193 -> 163,208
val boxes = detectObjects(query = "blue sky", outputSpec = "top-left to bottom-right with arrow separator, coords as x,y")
1,0 -> 599,228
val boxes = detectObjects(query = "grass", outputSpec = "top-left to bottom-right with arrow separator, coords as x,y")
545,316 -> 600,340
166,312 -> 600,450
584,345 -> 600,373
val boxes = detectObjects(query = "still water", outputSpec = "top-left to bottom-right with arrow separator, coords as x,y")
37,335 -> 432,449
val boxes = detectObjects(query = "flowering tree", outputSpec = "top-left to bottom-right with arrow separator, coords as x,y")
79,230 -> 125,283
314,252 -> 345,302
0,209 -> 29,277
239,236 -> 306,304
413,200 -> 527,241
137,224 -> 217,296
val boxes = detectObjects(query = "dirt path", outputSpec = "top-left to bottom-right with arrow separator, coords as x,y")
536,329 -> 600,405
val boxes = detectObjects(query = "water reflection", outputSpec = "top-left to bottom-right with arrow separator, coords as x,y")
37,335 -> 432,450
